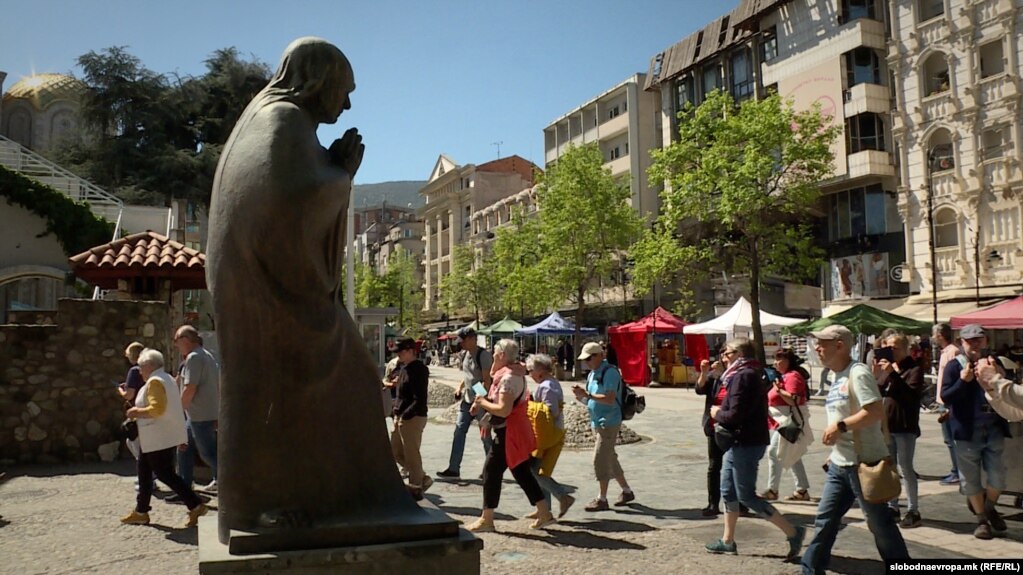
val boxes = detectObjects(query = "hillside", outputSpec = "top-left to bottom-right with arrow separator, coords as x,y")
352,180 -> 426,209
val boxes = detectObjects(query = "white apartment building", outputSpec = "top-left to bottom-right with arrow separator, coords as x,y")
418,154 -> 537,311
889,0 -> 1023,314
543,74 -> 662,220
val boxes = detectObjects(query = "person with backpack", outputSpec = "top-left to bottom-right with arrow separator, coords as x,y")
572,342 -> 636,512
438,327 -> 493,480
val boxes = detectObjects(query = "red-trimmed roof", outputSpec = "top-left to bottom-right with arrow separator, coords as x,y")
69,231 -> 206,290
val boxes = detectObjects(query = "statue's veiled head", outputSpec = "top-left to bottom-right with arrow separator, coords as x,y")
267,37 -> 354,125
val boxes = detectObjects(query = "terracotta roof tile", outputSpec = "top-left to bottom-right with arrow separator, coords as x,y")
69,231 -> 206,273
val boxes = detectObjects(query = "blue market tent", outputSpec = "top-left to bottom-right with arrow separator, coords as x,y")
515,311 -> 597,336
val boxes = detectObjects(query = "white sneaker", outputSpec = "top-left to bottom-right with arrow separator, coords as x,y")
201,480 -> 217,494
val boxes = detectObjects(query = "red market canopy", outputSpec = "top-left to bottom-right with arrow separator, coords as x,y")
950,296 -> 1023,330
608,307 -> 710,387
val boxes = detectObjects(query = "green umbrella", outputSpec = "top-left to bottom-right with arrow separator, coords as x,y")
785,304 -> 932,337
478,317 -> 523,336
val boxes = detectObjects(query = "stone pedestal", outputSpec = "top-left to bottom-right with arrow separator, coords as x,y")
198,516 -> 483,575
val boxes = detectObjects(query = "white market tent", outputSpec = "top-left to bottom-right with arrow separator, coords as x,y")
682,297 -> 805,336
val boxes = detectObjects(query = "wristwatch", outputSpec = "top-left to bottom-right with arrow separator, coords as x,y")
837,420 -> 848,433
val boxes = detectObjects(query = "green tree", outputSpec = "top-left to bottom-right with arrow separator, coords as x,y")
440,244 -> 500,326
383,249 -> 425,335
53,46 -> 270,207
637,90 -> 838,361
500,144 -> 643,375
491,206 -> 553,321
354,260 -> 389,308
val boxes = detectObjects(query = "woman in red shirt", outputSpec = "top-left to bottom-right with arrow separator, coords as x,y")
760,348 -> 812,502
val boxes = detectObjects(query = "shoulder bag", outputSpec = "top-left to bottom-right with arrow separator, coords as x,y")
849,370 -> 901,504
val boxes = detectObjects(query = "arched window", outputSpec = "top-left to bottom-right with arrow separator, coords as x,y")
927,128 -> 955,173
922,52 -> 950,97
933,208 -> 958,248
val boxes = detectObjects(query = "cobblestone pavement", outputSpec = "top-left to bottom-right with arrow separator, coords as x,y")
2,365 -> 1021,574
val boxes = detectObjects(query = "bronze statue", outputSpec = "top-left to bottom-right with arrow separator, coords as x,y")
206,37 -> 454,553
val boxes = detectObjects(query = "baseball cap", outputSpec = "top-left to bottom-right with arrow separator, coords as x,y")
959,324 -> 985,340
810,324 -> 854,346
395,337 -> 417,352
576,341 -> 604,360
454,327 -> 476,344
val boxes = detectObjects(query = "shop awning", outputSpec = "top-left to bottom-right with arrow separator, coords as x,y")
950,296 -> 1023,330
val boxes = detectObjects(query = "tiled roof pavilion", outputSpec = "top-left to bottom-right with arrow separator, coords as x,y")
69,231 -> 206,290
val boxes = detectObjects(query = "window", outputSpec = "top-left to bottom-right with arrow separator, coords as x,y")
675,75 -> 695,111
933,208 -> 958,248
608,105 -> 620,120
761,27 -> 778,62
842,0 -> 876,22
980,40 -> 1005,78
928,144 -> 954,172
730,49 -> 754,101
702,63 -> 722,96
846,113 -> 886,153
846,48 -> 881,87
652,53 -> 664,78
718,16 -> 730,46
918,0 -> 944,22
609,146 -> 621,161
982,127 -> 1008,159
693,31 -> 704,60
826,184 -> 896,240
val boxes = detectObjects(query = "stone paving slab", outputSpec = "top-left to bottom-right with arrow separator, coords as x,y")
1,365 -> 1020,574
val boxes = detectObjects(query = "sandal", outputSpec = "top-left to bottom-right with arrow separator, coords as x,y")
466,518 -> 496,533
529,512 -> 556,529
759,489 -> 778,501
785,490 -> 810,501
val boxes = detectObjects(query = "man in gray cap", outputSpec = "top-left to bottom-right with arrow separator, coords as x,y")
801,324 -> 908,573
940,323 -> 1009,540
437,327 -> 493,479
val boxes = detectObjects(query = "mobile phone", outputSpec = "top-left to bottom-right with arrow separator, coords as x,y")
874,347 -> 894,362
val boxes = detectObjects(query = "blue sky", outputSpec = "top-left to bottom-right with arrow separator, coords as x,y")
1,0 -> 732,184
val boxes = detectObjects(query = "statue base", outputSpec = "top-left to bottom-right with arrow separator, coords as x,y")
198,515 -> 483,575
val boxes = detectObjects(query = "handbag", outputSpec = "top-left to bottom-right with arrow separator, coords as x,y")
121,418 -> 139,441
849,372 -> 901,504
777,403 -> 805,444
714,424 -> 738,451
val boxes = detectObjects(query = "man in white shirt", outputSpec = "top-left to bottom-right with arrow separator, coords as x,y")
801,325 -> 909,574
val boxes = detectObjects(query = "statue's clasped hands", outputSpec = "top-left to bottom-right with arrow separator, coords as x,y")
329,127 -> 365,178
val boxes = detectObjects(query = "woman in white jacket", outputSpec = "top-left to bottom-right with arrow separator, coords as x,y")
120,348 -> 208,528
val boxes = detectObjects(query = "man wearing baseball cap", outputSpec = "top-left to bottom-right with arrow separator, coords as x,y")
571,342 -> 635,511
940,324 -> 1009,539
438,327 -> 493,480
801,324 -> 908,573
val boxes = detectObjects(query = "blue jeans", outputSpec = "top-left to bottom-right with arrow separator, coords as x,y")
720,445 -> 776,517
801,464 -> 910,575
954,422 -> 1006,497
939,406 -> 958,474
888,433 -> 918,512
178,419 -> 218,486
530,457 -> 569,508
447,401 -> 493,474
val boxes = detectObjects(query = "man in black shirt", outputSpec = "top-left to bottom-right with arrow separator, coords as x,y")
390,338 -> 432,500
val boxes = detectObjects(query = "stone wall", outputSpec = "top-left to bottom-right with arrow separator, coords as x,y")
0,298 -> 172,464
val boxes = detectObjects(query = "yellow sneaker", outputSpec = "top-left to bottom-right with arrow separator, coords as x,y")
120,511 -> 150,525
185,503 -> 209,528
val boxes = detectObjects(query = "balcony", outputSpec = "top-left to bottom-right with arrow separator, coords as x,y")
977,73 -> 1016,107
981,157 -> 1015,188
930,170 -> 958,198
976,0 -> 1004,24
988,240 -> 1017,270
919,92 -> 953,123
934,246 -> 959,275
605,154 -> 631,176
598,112 -> 629,139
914,17 -> 950,48
843,83 -> 891,117
846,149 -> 895,179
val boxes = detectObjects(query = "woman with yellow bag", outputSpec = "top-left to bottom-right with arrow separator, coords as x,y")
525,353 -> 576,518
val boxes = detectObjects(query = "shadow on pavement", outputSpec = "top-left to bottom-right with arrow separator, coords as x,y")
558,518 -> 656,533
3,460 -> 136,478
151,523 -> 199,546
501,529 -> 646,551
921,517 -> 981,535
823,555 -> 884,575
612,504 -> 713,521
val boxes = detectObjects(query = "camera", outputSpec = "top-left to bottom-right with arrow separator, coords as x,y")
873,347 -> 894,363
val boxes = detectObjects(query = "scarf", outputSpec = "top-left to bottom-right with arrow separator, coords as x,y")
721,357 -> 757,388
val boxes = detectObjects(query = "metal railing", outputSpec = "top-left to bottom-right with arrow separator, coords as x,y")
0,134 -> 122,208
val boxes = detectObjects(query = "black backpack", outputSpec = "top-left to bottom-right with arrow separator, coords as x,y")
595,364 -> 646,420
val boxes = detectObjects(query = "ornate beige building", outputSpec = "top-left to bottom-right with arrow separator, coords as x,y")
418,154 -> 537,310
889,0 -> 1023,309
1,73 -> 86,152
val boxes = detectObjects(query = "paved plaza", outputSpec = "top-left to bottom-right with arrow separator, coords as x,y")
2,364 -> 1021,575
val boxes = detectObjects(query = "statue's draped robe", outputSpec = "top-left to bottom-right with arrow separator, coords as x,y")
207,87 -> 413,542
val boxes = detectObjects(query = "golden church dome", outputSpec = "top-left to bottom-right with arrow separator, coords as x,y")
3,73 -> 86,111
